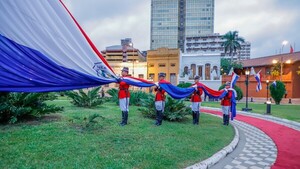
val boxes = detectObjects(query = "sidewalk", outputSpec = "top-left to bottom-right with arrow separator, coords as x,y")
234,97 -> 300,105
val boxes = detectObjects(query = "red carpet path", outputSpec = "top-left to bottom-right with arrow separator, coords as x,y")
202,108 -> 300,169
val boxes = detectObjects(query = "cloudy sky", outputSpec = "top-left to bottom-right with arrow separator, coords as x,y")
63,0 -> 300,58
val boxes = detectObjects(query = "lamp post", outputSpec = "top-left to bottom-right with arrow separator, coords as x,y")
281,40 -> 288,54
266,80 -> 269,102
242,68 -> 252,111
129,42 -> 135,77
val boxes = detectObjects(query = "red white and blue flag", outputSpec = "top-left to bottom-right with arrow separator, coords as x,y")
0,0 -> 117,92
255,70 -> 263,92
230,72 -> 240,88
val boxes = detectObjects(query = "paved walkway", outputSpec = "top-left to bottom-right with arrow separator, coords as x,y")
211,120 -> 277,169
202,108 -> 300,169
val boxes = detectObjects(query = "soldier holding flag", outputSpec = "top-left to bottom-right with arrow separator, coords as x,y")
154,72 -> 166,126
118,67 -> 130,126
190,76 -> 203,125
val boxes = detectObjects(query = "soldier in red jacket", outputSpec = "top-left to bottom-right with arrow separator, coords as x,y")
154,72 -> 166,126
221,81 -> 232,126
190,76 -> 203,125
119,67 -> 130,126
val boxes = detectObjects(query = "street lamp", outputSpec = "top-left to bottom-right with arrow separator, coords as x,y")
129,42 -> 136,77
242,68 -> 252,112
266,80 -> 269,102
272,57 -> 291,81
281,40 -> 288,54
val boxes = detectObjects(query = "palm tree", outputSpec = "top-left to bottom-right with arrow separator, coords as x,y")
221,31 -> 245,63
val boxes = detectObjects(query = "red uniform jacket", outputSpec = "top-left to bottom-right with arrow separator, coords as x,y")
221,90 -> 232,106
190,82 -> 203,102
155,79 -> 166,101
118,79 -> 130,99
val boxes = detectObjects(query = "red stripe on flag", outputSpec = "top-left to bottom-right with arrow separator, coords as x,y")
59,0 -> 115,74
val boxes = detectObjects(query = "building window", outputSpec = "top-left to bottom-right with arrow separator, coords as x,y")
149,73 -> 155,81
212,66 -> 219,80
171,63 -> 176,67
170,73 -> 176,85
198,66 -> 203,79
149,64 -> 154,67
138,74 -> 144,79
205,63 -> 211,80
191,64 -> 196,79
159,63 -> 166,67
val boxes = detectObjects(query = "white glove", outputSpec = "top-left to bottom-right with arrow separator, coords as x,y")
154,82 -> 159,86
192,84 -> 198,90
224,88 -> 228,92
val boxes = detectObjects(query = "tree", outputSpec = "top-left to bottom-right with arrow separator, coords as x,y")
221,31 -> 245,63
221,58 -> 243,75
269,80 -> 285,105
271,62 -> 280,77
297,66 -> 300,75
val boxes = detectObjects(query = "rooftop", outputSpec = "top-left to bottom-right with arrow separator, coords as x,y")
241,52 -> 300,67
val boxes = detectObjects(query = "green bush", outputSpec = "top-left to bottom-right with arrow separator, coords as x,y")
218,84 -> 243,101
177,82 -> 193,88
65,87 -> 104,108
106,88 -> 150,106
138,95 -> 191,122
270,80 -> 285,105
106,88 -> 119,104
0,92 -> 63,124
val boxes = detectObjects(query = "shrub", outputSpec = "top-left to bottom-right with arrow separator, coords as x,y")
138,95 -> 191,122
177,82 -> 192,88
106,88 -> 119,104
270,80 -> 285,105
0,92 -> 63,124
65,87 -> 104,108
106,88 -> 150,106
219,84 -> 243,101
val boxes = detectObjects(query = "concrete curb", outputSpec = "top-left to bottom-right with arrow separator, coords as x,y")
202,106 -> 300,131
185,114 -> 239,169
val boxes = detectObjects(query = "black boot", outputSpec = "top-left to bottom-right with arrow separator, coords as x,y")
223,114 -> 226,125
155,110 -> 159,125
123,111 -> 128,125
120,111 -> 125,125
156,110 -> 163,126
195,111 -> 200,125
226,115 -> 230,126
192,111 -> 196,124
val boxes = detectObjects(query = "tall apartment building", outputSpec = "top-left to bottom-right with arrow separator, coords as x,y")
150,0 -> 214,52
185,33 -> 251,60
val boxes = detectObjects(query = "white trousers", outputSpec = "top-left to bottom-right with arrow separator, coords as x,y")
119,98 -> 129,111
191,102 -> 201,111
222,106 -> 230,115
155,101 -> 165,112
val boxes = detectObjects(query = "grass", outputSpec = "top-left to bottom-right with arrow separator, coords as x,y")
0,99 -> 234,169
201,101 -> 300,122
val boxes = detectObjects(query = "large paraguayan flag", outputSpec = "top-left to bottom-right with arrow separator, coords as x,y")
0,0 -> 117,92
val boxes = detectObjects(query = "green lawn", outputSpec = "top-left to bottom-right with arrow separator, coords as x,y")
0,99 -> 234,169
201,101 -> 300,122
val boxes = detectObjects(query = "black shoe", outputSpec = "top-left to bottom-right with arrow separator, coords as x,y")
123,111 -> 128,125
226,115 -> 230,126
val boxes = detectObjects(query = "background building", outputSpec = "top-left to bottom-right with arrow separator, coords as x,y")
147,48 -> 180,85
178,53 -> 221,90
101,38 -> 147,90
185,33 -> 251,60
222,52 -> 300,98
150,0 -> 214,52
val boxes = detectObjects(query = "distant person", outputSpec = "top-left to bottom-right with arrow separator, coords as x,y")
190,76 -> 203,125
221,81 -> 232,126
154,72 -> 166,126
118,67 -> 130,126
285,90 -> 288,98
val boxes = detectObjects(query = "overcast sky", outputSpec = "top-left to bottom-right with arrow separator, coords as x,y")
63,0 -> 300,58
